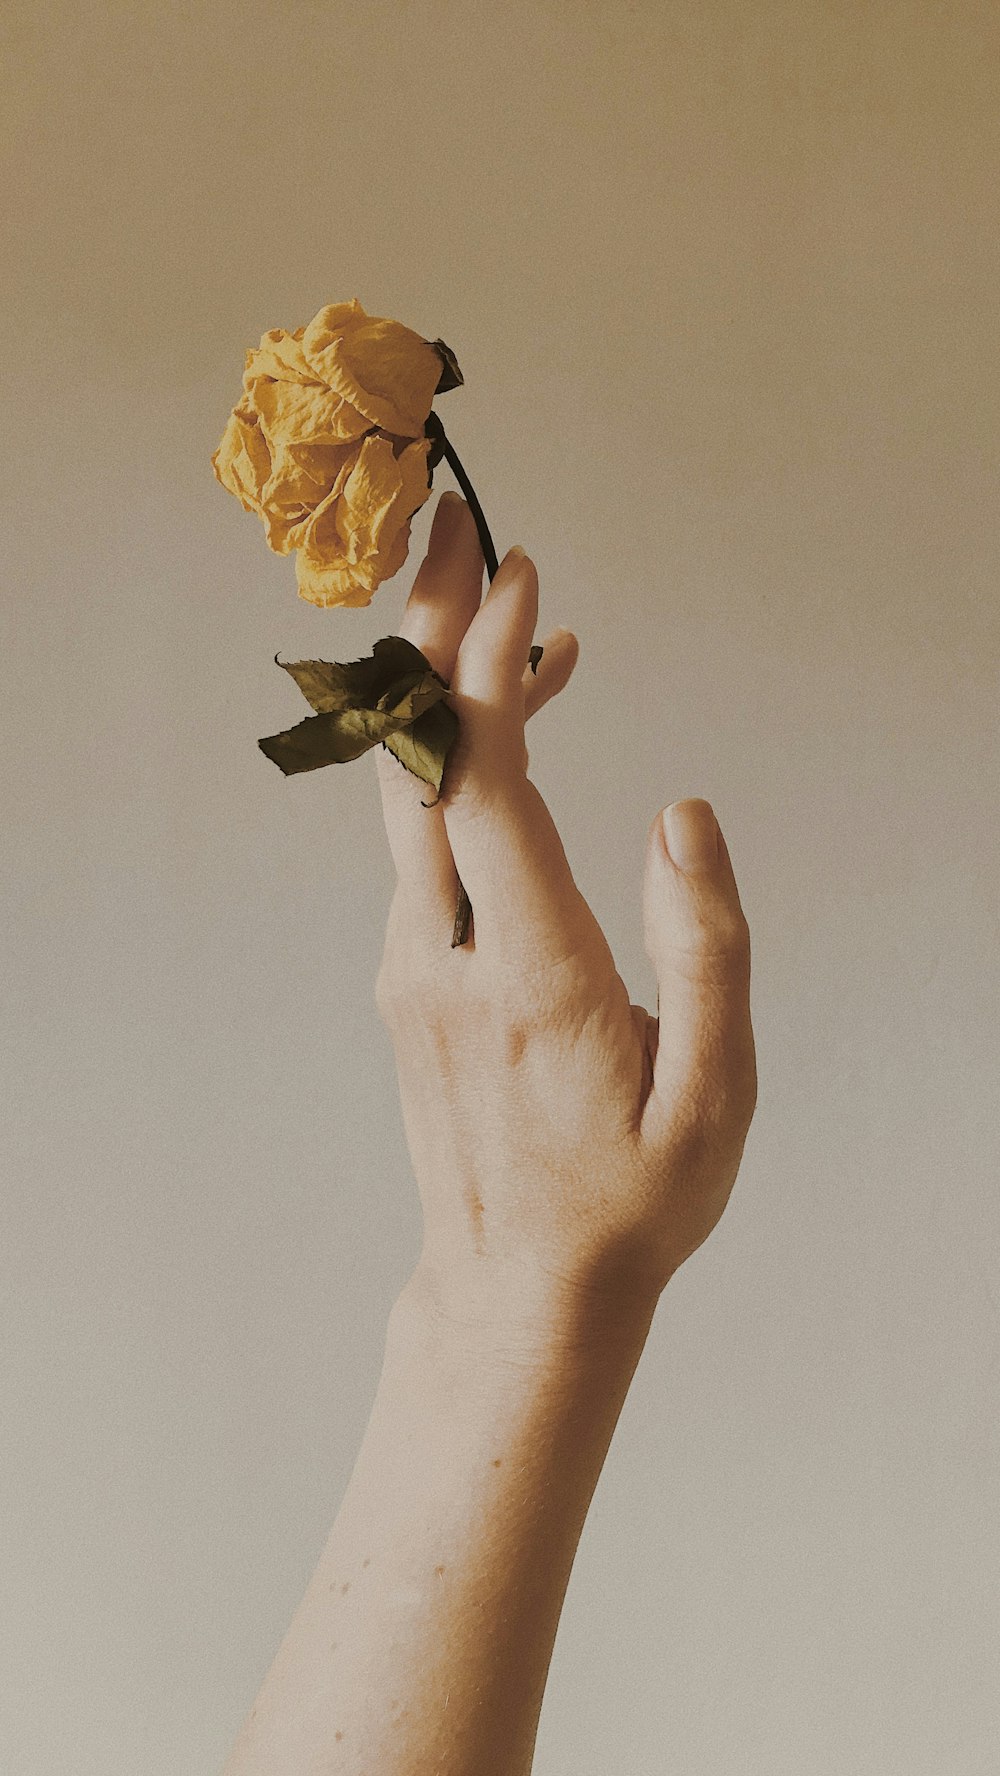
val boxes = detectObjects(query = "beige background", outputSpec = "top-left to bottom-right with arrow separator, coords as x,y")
3,2 -> 998,1771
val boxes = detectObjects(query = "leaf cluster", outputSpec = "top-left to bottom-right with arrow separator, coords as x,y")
258,635 -> 460,802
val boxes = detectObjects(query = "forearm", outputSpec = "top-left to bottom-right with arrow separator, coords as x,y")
222,1260 -> 658,1776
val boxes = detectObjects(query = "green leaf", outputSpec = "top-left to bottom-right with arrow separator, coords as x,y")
259,634 -> 458,781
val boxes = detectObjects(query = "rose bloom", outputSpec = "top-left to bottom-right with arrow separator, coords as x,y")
211,299 -> 443,608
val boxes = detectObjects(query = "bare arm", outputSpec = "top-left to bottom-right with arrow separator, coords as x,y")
221,493 -> 757,1774
222,1264 -> 657,1775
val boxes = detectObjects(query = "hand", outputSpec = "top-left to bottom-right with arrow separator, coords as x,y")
373,492 -> 757,1343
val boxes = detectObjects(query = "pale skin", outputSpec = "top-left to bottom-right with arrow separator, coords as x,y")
221,490 -> 758,1775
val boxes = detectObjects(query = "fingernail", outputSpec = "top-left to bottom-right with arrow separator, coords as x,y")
663,800 -> 719,872
507,544 -> 527,562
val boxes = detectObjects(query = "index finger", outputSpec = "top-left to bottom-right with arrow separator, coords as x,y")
374,492 -> 485,929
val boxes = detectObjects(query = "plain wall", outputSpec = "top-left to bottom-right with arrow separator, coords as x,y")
3,3 -> 998,1771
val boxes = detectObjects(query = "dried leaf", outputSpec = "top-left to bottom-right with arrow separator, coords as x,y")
259,708 -> 394,774
382,699 -> 459,800
259,634 -> 457,787
431,339 -> 464,394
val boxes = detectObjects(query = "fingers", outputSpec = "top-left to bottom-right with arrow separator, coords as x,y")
374,496 -> 581,953
638,802 -> 757,1160
374,492 -> 484,925
433,550 -> 592,965
523,627 -> 578,724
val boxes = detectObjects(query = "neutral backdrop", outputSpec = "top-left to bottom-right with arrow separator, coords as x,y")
3,3 -> 998,1772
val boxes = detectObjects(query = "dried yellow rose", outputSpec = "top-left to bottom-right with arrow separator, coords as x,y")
211,298 -> 449,608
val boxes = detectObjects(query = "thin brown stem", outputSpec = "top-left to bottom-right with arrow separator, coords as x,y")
435,428 -> 498,950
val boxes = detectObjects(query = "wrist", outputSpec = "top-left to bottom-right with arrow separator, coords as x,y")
391,1247 -> 661,1381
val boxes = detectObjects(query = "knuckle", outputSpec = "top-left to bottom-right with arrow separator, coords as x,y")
438,709 -> 517,805
704,1054 -> 759,1146
659,1026 -> 758,1151
667,910 -> 751,985
710,1065 -> 757,1140
374,947 -> 413,1018
373,965 -> 399,1018
374,937 -> 447,1023
707,905 -> 752,956
681,1074 -> 739,1145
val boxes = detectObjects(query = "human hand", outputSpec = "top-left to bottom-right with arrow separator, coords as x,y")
373,492 -> 757,1344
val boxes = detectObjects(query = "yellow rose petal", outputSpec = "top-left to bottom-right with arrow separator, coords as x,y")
294,433 -> 431,608
251,376 -> 370,450
244,326 -> 315,386
294,552 -> 378,609
301,300 -> 441,440
263,440 -> 357,515
210,404 -> 272,513
268,447 -> 360,556
214,301 -> 447,603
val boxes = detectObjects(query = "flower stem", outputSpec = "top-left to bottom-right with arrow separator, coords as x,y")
439,435 -> 500,581
435,430 -> 498,948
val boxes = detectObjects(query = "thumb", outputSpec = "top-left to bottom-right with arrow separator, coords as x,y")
640,799 -> 757,1155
